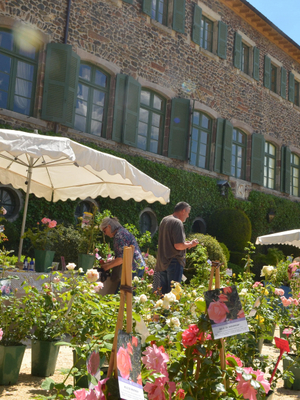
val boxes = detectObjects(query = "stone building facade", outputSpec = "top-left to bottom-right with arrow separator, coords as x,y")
1,0 -> 300,226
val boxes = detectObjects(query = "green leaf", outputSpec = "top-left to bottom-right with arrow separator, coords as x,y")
250,379 -> 261,390
41,377 -> 55,390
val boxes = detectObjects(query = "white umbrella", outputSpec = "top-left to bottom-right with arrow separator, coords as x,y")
255,229 -> 300,249
0,129 -> 170,260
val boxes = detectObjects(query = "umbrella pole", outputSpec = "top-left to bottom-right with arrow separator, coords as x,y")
18,158 -> 34,262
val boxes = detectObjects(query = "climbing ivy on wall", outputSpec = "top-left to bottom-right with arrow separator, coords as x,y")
3,125 -> 300,251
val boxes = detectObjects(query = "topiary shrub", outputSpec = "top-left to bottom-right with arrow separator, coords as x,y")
187,233 -> 227,267
219,242 -> 230,262
207,208 -> 252,252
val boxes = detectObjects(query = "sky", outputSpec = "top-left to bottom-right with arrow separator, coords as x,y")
246,0 -> 300,46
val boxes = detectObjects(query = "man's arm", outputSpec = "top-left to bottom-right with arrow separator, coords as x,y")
174,239 -> 199,250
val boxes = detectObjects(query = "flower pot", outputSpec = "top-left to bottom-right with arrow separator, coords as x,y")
73,350 -> 89,388
78,253 -> 95,273
0,344 -> 26,385
283,354 -> 300,390
264,324 -> 275,344
34,249 -> 55,272
31,340 -> 60,377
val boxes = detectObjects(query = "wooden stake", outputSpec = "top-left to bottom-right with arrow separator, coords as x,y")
107,246 -> 133,378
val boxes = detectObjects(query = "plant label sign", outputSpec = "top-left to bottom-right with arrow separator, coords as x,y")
204,285 -> 249,339
117,330 -> 144,400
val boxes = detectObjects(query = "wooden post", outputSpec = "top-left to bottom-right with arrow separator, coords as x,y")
107,246 -> 133,378
208,261 -> 226,385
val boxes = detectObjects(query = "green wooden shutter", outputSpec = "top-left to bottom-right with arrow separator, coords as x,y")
214,118 -> 224,173
281,146 -> 291,194
112,74 -> 127,143
251,133 -> 265,185
233,32 -> 242,69
42,43 -> 74,124
142,0 -> 151,17
217,21 -> 227,60
123,0 -> 133,4
253,47 -> 260,81
222,120 -> 233,175
168,98 -> 190,160
281,67 -> 287,99
288,72 -> 295,103
173,0 -> 186,34
123,76 -> 141,147
192,4 -> 202,46
65,52 -> 80,127
264,55 -> 271,89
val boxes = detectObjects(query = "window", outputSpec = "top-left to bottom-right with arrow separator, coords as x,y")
290,153 -> 299,197
233,32 -> 259,80
75,64 -> 109,137
241,43 -> 249,75
0,185 -> 22,221
151,0 -> 168,25
189,111 -> 211,169
270,63 -> 277,93
231,129 -> 246,179
139,208 -> 158,236
295,80 -> 300,106
74,199 -> 98,223
264,142 -> 276,189
201,16 -> 213,52
0,29 -> 37,115
137,90 -> 165,154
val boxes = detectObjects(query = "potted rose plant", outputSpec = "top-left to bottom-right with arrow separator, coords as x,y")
22,217 -> 59,272
0,287 -> 34,384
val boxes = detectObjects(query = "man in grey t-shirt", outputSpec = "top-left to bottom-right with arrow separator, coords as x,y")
156,201 -> 199,294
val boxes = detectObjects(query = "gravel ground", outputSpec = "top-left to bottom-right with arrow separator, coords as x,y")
0,336 -> 300,399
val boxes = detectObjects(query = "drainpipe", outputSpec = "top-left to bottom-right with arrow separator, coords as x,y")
64,0 -> 72,44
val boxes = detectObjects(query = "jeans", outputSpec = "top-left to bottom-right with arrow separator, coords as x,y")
160,258 -> 183,294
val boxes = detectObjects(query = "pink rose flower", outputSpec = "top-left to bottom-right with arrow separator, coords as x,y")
41,217 -> 51,225
181,324 -> 199,347
226,353 -> 243,367
117,346 -> 132,379
48,220 -> 57,228
236,367 -> 270,400
275,288 -> 284,296
281,296 -> 292,307
176,389 -> 185,399
252,282 -> 263,288
142,344 -> 169,374
207,301 -> 229,324
93,282 -> 104,292
0,327 -> 3,341
147,268 -> 154,276
73,388 -> 89,400
94,377 -> 109,400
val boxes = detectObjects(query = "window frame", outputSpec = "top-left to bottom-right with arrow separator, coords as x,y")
264,141 -> 276,190
0,28 -> 38,116
270,63 -> 277,93
137,89 -> 166,155
231,128 -> 246,180
151,0 -> 168,26
75,62 -> 110,138
290,153 -> 300,197
200,15 -> 213,52
189,110 -> 212,170
241,42 -> 249,75
295,80 -> 300,106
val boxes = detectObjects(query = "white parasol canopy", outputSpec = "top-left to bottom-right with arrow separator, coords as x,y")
255,229 -> 300,249
0,129 -> 170,259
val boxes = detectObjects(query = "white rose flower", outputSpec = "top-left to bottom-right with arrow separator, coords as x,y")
260,265 -> 275,277
146,314 -> 152,321
93,282 -> 104,292
133,276 -> 139,283
239,288 -> 248,296
162,300 -> 170,310
78,268 -> 83,273
155,299 -> 163,308
66,263 -> 76,270
86,269 -> 99,283
192,290 -> 197,297
139,294 -> 147,303
164,292 -> 176,303
53,276 -> 60,283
